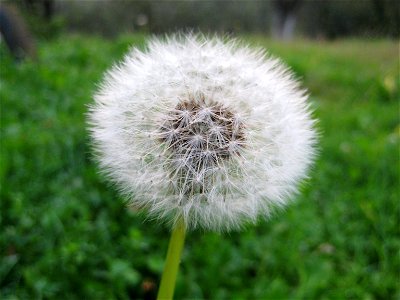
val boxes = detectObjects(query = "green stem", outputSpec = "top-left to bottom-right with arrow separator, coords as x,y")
157,218 -> 186,300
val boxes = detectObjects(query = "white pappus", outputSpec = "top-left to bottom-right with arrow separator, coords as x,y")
88,34 -> 317,232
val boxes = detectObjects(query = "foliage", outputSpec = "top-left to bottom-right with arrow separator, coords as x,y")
299,0 -> 399,38
1,34 -> 399,299
10,0 -> 399,38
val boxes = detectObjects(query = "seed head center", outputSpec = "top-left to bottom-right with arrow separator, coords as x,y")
159,96 -> 245,196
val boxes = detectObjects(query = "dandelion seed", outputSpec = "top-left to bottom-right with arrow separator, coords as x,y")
88,34 -> 317,232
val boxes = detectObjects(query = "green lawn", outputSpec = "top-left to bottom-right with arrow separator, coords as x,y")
1,35 -> 399,299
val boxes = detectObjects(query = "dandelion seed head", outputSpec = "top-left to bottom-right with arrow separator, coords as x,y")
89,34 -> 317,231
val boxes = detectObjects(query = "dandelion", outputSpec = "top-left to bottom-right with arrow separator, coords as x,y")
88,34 -> 317,299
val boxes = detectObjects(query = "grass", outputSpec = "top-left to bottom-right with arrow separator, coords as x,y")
1,34 -> 399,299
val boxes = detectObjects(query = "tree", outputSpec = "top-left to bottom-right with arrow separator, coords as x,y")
0,3 -> 36,60
271,0 -> 303,40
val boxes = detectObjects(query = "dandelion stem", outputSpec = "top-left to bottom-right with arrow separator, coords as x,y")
157,218 -> 186,300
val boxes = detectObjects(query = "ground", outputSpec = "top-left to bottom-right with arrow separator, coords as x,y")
1,34 -> 399,299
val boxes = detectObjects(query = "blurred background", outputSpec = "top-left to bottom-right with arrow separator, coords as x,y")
1,0 -> 400,46
1,0 -> 399,299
